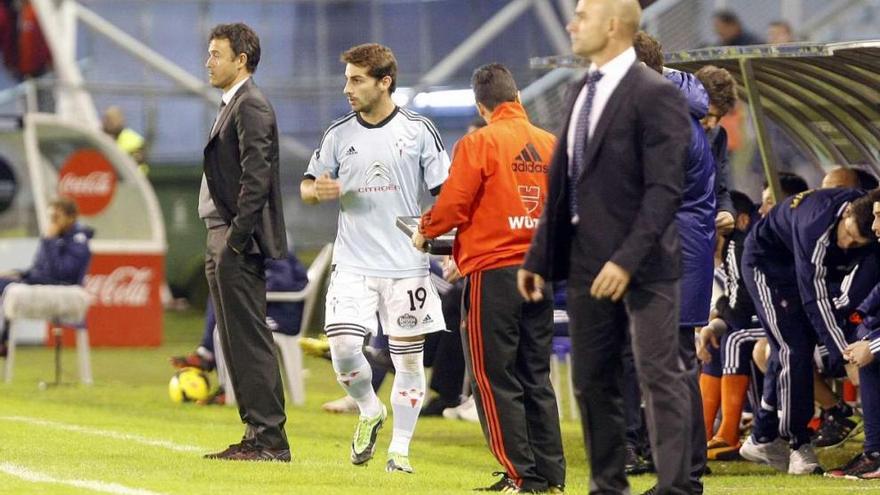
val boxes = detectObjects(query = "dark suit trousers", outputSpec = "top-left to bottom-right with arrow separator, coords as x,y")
567,277 -> 690,495
621,330 -> 706,494
679,325 -> 706,494
205,226 -> 288,450
462,267 -> 565,491
621,332 -> 646,450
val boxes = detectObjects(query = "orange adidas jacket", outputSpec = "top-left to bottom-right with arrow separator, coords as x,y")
420,102 -> 555,276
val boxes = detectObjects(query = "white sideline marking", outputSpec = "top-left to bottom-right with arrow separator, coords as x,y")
0,416 -> 204,453
0,462 -> 167,495
703,486 -> 880,492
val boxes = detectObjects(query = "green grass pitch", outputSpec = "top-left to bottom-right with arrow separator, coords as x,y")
0,309 -> 872,494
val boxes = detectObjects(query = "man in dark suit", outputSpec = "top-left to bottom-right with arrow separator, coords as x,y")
199,23 -> 290,462
517,1 -> 693,493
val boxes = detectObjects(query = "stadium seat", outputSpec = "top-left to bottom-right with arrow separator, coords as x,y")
2,284 -> 92,385
219,243 -> 334,407
550,309 -> 578,420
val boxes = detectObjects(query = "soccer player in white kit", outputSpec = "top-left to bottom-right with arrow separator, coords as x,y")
300,43 -> 449,474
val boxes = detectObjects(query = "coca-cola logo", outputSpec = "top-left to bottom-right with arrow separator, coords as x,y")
84,266 -> 153,307
60,172 -> 113,196
58,149 -> 117,215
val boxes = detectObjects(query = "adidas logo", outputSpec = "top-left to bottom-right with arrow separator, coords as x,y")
511,143 -> 548,173
422,314 -> 433,324
345,146 -> 358,156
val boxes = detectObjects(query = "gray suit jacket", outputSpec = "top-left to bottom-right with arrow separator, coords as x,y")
203,78 -> 287,259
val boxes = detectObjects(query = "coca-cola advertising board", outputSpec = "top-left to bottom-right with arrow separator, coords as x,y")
80,253 -> 164,346
58,149 -> 117,216
23,115 -> 167,348
53,149 -> 164,346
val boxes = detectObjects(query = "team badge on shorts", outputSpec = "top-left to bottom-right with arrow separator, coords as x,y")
397,313 -> 417,329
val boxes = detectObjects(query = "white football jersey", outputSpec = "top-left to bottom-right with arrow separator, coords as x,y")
306,107 -> 450,278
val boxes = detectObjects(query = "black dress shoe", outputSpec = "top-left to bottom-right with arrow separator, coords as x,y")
224,444 -> 292,462
204,439 -> 255,459
205,440 -> 290,462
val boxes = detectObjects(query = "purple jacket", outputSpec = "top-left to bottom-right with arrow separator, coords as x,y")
666,69 -> 717,327
22,223 -> 93,285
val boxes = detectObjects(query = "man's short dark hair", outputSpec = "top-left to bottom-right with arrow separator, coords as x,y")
633,31 -> 664,74
714,9 -> 741,26
730,190 -> 756,217
849,189 -> 880,241
341,43 -> 398,93
469,116 -> 487,130
854,168 -> 879,191
209,23 -> 261,74
695,65 -> 737,116
50,197 -> 78,218
471,63 -> 518,111
765,172 -> 809,198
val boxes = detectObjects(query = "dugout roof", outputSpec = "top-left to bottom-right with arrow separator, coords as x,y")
664,41 -> 880,197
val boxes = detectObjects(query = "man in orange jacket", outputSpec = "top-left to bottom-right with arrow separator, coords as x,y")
416,63 -> 565,493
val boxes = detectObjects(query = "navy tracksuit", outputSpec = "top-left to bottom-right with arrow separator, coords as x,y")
742,188 -> 877,447
701,227 -> 765,411
716,228 -> 765,376
851,284 -> 880,454
0,222 -> 93,295
0,223 -> 93,343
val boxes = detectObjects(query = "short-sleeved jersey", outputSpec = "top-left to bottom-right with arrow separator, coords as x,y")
306,107 -> 450,278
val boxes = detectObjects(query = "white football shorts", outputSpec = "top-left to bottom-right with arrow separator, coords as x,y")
323,269 -> 447,338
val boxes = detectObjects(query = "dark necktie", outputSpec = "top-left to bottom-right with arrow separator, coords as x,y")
211,100 -> 226,135
568,70 -> 604,225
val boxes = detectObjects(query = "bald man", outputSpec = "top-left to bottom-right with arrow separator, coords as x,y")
822,166 -> 879,190
823,167 -> 859,189
519,0 -> 692,493
102,106 -> 148,174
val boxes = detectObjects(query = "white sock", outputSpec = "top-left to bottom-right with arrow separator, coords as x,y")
388,340 -> 426,456
196,346 -> 214,362
329,334 -> 382,418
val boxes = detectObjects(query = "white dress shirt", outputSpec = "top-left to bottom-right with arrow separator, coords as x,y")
566,47 -> 637,165
211,76 -> 250,134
